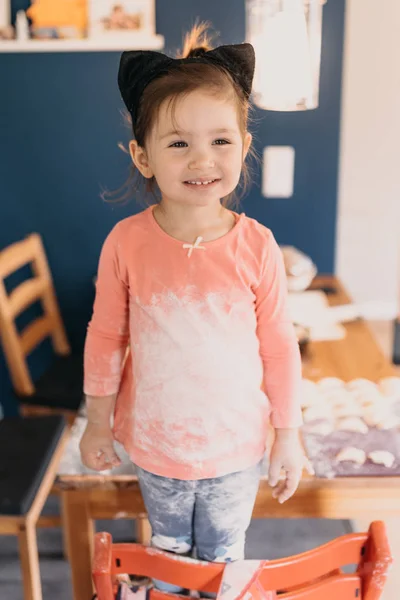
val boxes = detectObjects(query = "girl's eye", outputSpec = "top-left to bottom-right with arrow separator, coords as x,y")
169,141 -> 188,148
169,139 -> 230,148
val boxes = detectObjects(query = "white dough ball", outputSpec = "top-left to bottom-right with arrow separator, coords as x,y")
368,451 -> 395,468
336,447 -> 366,465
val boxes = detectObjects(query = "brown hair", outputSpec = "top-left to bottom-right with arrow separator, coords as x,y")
105,22 -> 258,209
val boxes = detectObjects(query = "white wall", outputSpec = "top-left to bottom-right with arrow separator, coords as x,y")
336,0 -> 400,309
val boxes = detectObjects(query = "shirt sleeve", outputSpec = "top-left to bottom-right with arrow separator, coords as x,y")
254,229 -> 303,428
84,225 -> 130,397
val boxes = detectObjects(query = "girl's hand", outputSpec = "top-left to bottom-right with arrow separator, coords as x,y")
268,429 -> 314,504
79,422 -> 122,471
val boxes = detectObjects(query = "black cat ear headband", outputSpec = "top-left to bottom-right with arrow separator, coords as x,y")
118,43 -> 255,136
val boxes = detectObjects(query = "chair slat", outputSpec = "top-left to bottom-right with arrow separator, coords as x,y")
259,532 -> 367,589
20,315 -> 53,356
8,278 -> 48,319
0,234 -> 40,279
278,574 -> 361,600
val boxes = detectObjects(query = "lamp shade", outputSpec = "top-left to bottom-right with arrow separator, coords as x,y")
246,0 -> 326,111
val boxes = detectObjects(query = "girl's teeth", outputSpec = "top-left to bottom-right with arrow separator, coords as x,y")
187,180 -> 215,185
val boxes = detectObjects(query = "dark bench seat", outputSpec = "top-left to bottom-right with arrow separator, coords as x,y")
0,415 -> 66,515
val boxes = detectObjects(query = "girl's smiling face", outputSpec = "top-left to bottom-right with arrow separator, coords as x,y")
130,89 -> 252,207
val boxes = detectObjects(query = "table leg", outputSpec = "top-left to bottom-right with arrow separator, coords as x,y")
62,490 -> 95,600
60,493 -> 70,561
137,516 -> 152,544
18,521 -> 42,600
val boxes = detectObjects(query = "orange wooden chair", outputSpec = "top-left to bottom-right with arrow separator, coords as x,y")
0,233 -> 83,422
92,521 -> 392,600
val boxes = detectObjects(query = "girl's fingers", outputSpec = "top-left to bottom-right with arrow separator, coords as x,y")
271,479 -> 286,499
272,469 -> 302,503
278,471 -> 300,503
268,460 -> 282,487
271,457 -> 313,504
103,449 -> 122,467
93,452 -> 108,470
82,453 -> 104,471
84,449 -> 118,471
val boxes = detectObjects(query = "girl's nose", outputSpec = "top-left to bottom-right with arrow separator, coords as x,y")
188,152 -> 215,170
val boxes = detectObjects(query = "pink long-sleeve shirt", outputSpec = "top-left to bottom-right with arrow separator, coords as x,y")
84,206 -> 302,479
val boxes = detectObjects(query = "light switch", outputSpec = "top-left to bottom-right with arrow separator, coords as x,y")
262,146 -> 295,198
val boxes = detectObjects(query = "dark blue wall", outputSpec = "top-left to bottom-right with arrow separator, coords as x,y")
0,0 -> 345,415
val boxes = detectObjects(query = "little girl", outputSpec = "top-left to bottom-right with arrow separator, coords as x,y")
80,24 -> 308,577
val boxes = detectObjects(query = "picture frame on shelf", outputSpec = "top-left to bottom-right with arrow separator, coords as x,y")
0,0 -> 10,28
0,0 -> 13,39
0,0 -> 164,51
26,0 -> 88,40
88,0 -> 155,39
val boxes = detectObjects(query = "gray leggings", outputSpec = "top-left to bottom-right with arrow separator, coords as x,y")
136,462 -> 261,592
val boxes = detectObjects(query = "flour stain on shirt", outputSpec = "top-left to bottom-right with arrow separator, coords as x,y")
84,348 -> 126,395
128,289 -> 269,465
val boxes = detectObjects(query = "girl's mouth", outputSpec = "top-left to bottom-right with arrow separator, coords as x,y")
184,179 -> 220,188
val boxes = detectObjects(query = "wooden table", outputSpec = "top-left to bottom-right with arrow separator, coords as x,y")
56,276 -> 400,600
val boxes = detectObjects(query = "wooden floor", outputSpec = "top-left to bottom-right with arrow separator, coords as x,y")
353,320 -> 400,600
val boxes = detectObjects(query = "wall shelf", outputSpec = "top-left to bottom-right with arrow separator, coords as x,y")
0,34 -> 164,53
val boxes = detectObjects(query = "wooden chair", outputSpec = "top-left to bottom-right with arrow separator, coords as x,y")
0,415 -> 69,600
0,233 -> 83,421
92,521 -> 393,600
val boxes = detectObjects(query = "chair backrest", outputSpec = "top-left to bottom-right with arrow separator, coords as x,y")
0,233 -> 70,396
258,520 -> 392,599
92,521 -> 392,600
